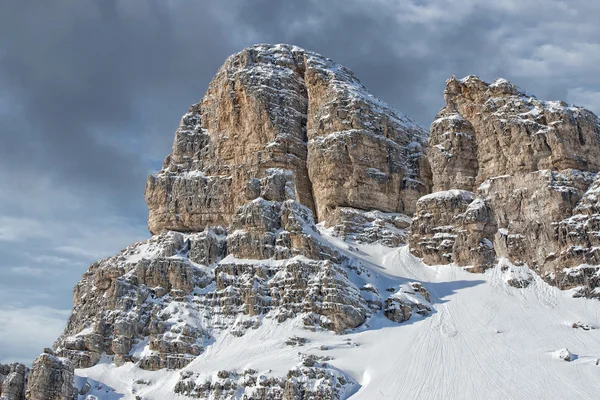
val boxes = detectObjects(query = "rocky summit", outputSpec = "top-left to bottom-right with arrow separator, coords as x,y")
144,44 -> 430,234
4,45 -> 600,400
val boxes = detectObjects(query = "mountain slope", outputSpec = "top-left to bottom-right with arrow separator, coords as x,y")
73,231 -> 600,399
3,45 -> 600,400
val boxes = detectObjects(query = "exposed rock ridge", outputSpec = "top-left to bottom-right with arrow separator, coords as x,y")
431,75 -> 600,192
145,43 -> 430,235
411,75 -> 600,296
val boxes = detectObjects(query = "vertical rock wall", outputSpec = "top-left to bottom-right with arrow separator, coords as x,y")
145,44 -> 430,234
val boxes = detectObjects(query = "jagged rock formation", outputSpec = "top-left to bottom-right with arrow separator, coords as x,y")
145,44 -> 430,235
25,353 -> 75,400
1,363 -> 27,400
37,45 -> 435,400
322,207 -> 411,247
173,357 -> 357,399
410,190 -> 496,271
55,168 -> 430,384
10,46 -> 600,400
57,169 -> 411,373
0,350 -> 75,400
411,75 -> 600,296
429,76 -> 600,192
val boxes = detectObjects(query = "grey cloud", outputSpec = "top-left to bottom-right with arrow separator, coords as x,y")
1,0 -> 599,364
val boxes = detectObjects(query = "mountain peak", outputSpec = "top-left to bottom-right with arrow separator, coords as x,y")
5,47 -> 600,400
145,43 -> 430,234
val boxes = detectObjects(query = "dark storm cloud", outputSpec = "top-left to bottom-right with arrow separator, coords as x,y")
1,0 -> 599,364
0,1 -> 236,209
229,0 -> 600,122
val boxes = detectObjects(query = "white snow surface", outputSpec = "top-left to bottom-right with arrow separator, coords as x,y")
418,189 -> 476,203
76,232 -> 600,399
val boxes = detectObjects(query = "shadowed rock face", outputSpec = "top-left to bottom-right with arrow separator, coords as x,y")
0,350 -> 76,400
145,44 -> 430,234
1,363 -> 27,400
412,75 -> 600,296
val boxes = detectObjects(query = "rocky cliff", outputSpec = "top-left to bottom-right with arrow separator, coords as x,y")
145,44 -> 431,234
14,44 -> 432,399
6,46 -> 600,400
410,75 -> 600,296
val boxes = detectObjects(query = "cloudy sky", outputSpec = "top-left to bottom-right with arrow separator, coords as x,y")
1,0 -> 599,365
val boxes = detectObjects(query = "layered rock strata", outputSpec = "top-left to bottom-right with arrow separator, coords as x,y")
145,44 -> 430,234
57,169 -> 430,375
411,76 -> 600,295
9,44 -> 438,399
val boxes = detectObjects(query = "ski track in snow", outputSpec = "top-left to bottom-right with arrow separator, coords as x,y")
75,233 -> 600,400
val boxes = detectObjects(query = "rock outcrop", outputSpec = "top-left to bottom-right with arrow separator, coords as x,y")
429,76 -> 600,192
145,44 -> 430,234
1,363 -> 27,400
173,359 -> 357,400
46,47 -> 435,398
56,167 -> 429,378
410,189 -> 496,271
322,207 -> 411,247
25,352 -> 75,400
411,75 -> 600,295
1,351 -> 76,400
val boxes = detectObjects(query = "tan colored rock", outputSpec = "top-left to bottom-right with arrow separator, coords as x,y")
53,45 -> 432,378
146,44 -> 429,234
54,231 -> 216,369
453,197 -> 497,272
412,75 -> 600,296
173,363 -> 356,399
409,190 -> 477,266
56,176 -> 371,370
322,207 -> 411,247
481,170 -> 593,269
435,76 -> 600,191
429,113 -> 478,191
384,283 -> 432,323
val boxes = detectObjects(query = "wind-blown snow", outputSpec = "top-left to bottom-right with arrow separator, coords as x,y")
418,189 -> 476,203
75,232 -> 600,399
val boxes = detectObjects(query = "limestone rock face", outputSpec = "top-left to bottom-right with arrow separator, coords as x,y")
1,352 -> 77,400
383,283 -> 432,323
1,363 -> 27,400
55,171 -> 378,372
145,44 -> 430,234
173,360 -> 357,399
54,230 -> 220,370
431,76 -> 600,192
410,190 -> 477,265
481,170 -> 593,269
50,47 -> 433,388
429,113 -> 478,191
411,75 -> 600,295
25,353 -> 75,400
409,190 -> 496,271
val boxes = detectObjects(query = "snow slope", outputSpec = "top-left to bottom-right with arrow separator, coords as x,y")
76,228 -> 600,400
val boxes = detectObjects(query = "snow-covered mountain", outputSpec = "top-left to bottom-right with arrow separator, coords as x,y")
2,44 -> 600,400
